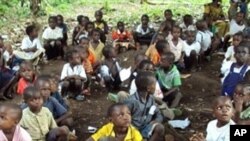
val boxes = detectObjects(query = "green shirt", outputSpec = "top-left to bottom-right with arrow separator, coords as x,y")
240,106 -> 250,120
156,65 -> 181,90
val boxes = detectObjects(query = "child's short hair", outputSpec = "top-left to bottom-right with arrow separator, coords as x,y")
156,40 -> 169,54
183,14 -> 192,22
106,103 -> 127,117
0,103 -> 23,122
57,14 -> 64,20
138,60 -> 154,70
161,52 -> 175,63
233,31 -> 244,38
95,10 -> 103,16
48,16 -> 57,22
90,28 -> 101,36
79,36 -> 90,43
196,20 -> 205,30
65,49 -> 79,61
20,61 -> 33,71
117,21 -> 124,27
135,71 -> 156,91
141,14 -> 149,21
77,15 -> 84,23
212,96 -> 232,109
26,25 -> 36,35
164,9 -> 173,15
171,25 -> 182,32
23,86 -> 41,102
102,46 -> 113,58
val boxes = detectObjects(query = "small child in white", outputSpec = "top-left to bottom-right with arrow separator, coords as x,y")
190,96 -> 235,141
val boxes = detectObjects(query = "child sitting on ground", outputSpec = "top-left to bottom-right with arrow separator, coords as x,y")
3,43 -> 22,71
124,71 -> 165,141
145,33 -> 169,65
89,29 -> 105,62
134,14 -> 155,48
100,47 -> 122,90
79,37 -> 96,67
94,10 -> 108,43
156,52 -> 182,108
0,103 -> 32,141
159,9 -> 176,38
179,14 -> 195,34
86,103 -> 142,141
112,21 -> 134,52
72,15 -> 89,45
221,41 -> 250,98
17,61 -> 36,95
20,86 -> 70,141
57,14 -> 68,46
42,16 -> 64,60
183,30 -> 201,72
60,49 -> 87,100
190,96 -> 235,141
168,25 -> 185,70
130,54 -> 149,82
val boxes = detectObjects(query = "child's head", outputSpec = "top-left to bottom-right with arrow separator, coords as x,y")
232,32 -> 243,47
141,14 -> 149,27
234,42 -> 249,65
49,75 -> 59,93
160,52 -> 175,70
77,15 -> 84,24
57,14 -> 64,25
196,20 -> 207,31
137,60 -> 154,72
0,103 -> 22,131
107,103 -> 131,128
135,71 -> 156,95
235,12 -> 244,24
155,40 -> 170,55
186,30 -> 196,45
171,25 -> 182,39
152,33 -> 165,44
212,96 -> 234,126
19,61 -> 34,82
23,86 -> 43,113
48,16 -> 57,29
34,75 -> 51,100
95,10 -> 103,22
102,46 -> 117,59
77,15 -> 89,26
76,46 -> 89,60
26,24 -> 38,38
86,22 -> 95,34
164,9 -> 173,20
117,21 -> 125,32
134,54 -> 148,68
67,49 -> 81,66
183,14 -> 193,25
79,37 -> 90,48
91,29 -> 101,41
234,82 -> 245,97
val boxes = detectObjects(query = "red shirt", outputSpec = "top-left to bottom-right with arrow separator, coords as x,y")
17,78 -> 33,95
112,30 -> 131,41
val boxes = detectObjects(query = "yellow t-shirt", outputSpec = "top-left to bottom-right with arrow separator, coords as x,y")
204,3 -> 223,21
91,122 -> 143,141
89,42 -> 105,61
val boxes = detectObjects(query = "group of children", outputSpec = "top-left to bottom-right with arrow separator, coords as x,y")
2,0 -> 250,140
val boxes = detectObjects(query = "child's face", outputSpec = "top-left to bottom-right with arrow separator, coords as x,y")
186,32 -> 196,44
81,17 -> 88,26
5,44 -> 13,54
20,64 -> 34,81
50,79 -> 58,93
164,11 -> 172,20
79,39 -> 89,48
57,16 -> 63,25
202,21 -> 208,30
31,29 -> 39,38
0,106 -> 17,131
213,99 -> 234,125
234,46 -> 249,64
141,64 -> 154,72
160,56 -> 172,70
49,19 -> 57,29
185,17 -> 193,25
92,31 -> 100,41
79,50 -> 88,60
147,82 -> 156,95
71,53 -> 81,65
38,81 -> 51,100
109,48 -> 117,58
172,27 -> 181,39
232,35 -> 242,47
111,106 -> 131,128
95,12 -> 103,22
236,13 -> 244,23
141,17 -> 149,26
87,24 -> 94,33
26,92 -> 44,113
118,23 -> 125,32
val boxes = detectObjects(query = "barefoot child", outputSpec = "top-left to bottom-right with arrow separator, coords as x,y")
0,103 -> 32,141
86,103 -> 142,141
89,29 -> 105,62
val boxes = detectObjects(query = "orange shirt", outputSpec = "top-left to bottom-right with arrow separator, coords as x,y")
87,49 -> 96,65
17,78 -> 33,95
82,59 -> 93,74
112,30 -> 131,41
145,44 -> 160,65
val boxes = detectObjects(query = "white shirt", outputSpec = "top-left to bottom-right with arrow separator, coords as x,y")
136,24 -> 154,35
183,41 -> 201,57
3,50 -> 11,63
168,38 -> 184,62
206,119 -> 235,141
60,63 -> 87,80
229,19 -> 245,35
42,27 -> 63,40
129,79 -> 163,99
21,36 -> 44,56
179,23 -> 196,32
196,30 -> 213,52
224,46 -> 235,62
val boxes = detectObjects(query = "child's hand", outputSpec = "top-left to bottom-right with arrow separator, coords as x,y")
189,132 -> 205,141
234,95 -> 244,112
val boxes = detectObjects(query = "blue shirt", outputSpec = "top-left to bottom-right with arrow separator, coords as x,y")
51,92 -> 68,110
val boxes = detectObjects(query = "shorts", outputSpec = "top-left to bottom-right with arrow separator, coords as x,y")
0,69 -> 14,89
139,123 -> 158,139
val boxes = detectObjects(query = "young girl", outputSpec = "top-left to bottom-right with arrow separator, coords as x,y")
183,30 -> 201,71
60,49 -> 87,100
228,12 -> 245,37
180,14 -> 196,40
79,37 -> 96,66
112,21 -> 134,52
168,25 -> 185,69
89,29 -> 105,62
57,14 -> 68,46
0,103 -> 32,141
72,15 -> 89,45
159,9 -> 176,38
42,16 -> 64,60
86,103 -> 142,141
17,61 -> 36,95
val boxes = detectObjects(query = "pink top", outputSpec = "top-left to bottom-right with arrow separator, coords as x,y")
0,125 -> 32,141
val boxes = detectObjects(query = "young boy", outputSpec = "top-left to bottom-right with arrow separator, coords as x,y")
72,15 -> 89,45
89,29 -> 105,62
134,14 -> 155,48
228,12 -> 246,36
14,25 -> 45,66
94,10 -> 109,35
3,43 -> 22,71
79,37 -> 96,66
42,16 -> 63,60
183,30 -> 201,71
221,42 -> 250,98
179,14 -> 195,33
0,103 -> 32,141
57,14 -> 68,46
20,86 -> 69,141
124,71 -> 165,141
60,49 -> 87,100
156,52 -> 182,108
190,96 -> 235,141
159,9 -> 176,37
86,103 -> 142,141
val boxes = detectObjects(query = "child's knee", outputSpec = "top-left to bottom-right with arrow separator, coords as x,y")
154,124 -> 165,135
190,50 -> 197,57
74,79 -> 82,87
62,81 -> 70,88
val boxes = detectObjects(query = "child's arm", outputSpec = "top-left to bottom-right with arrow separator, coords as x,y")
103,21 -> 109,34
233,95 -> 250,125
163,87 -> 179,97
56,111 -> 72,124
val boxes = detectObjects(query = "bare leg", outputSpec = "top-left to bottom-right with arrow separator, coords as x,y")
149,124 -> 165,141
